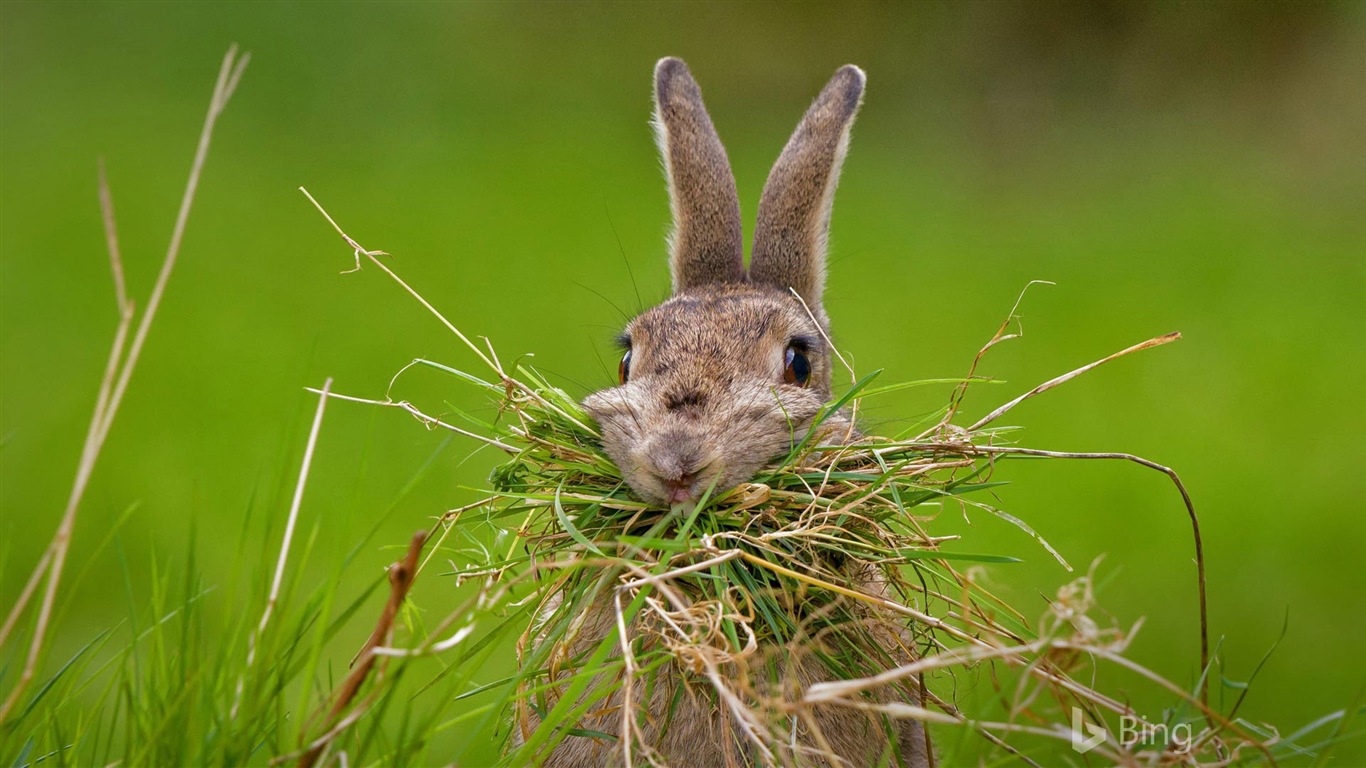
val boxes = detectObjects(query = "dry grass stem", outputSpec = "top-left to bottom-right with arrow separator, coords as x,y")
968,331 -> 1181,432
97,158 -> 131,316
304,387 -> 516,451
231,377 -> 333,720
0,45 -> 247,724
298,186 -> 498,374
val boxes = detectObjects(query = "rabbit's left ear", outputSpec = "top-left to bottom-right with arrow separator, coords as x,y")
749,65 -> 865,316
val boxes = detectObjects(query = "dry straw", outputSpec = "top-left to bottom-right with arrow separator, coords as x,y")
298,188 -> 1275,767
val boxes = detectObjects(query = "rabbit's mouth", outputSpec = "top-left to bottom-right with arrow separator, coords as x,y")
637,456 -> 723,508
658,463 -> 723,506
662,472 -> 698,506
584,379 -> 829,509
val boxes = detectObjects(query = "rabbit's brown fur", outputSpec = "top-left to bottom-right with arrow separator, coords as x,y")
517,59 -> 931,767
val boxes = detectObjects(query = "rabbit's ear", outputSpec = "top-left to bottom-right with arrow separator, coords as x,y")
653,57 -> 745,293
749,65 -> 865,314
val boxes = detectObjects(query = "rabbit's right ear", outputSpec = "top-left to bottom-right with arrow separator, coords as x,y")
749,65 -> 865,317
653,57 -> 745,293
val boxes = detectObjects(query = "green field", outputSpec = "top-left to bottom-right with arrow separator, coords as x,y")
2,2 -> 1363,765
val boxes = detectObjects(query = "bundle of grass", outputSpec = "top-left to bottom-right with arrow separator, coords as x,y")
450,343 -> 1219,767
403,331 -> 1278,767
491,364 -> 1013,765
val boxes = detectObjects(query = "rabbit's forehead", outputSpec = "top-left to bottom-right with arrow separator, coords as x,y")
627,289 -> 818,353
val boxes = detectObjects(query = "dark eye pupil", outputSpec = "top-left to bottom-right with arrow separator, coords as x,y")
783,346 -> 811,386
618,348 -> 632,384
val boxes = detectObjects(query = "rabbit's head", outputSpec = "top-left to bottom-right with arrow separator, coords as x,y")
583,58 -> 864,506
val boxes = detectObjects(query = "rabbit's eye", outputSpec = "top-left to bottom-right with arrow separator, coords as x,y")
783,346 -> 811,387
618,348 -> 633,385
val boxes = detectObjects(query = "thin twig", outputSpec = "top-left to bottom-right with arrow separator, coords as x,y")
304,388 -> 516,452
271,689 -> 385,767
231,378 -> 333,720
940,279 -> 1053,429
968,332 -> 1181,432
0,45 -> 246,723
297,187 -> 499,374
299,531 -> 427,768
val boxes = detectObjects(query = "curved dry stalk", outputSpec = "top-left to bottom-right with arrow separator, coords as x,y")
939,279 -> 1054,429
948,442 -> 1211,710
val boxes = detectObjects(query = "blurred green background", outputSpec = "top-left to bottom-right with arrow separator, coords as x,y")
2,1 -> 1363,764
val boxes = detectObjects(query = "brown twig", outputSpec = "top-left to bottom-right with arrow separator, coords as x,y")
298,530 -> 427,768
0,45 -> 247,724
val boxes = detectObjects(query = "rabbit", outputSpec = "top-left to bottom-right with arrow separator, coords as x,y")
516,58 -> 931,768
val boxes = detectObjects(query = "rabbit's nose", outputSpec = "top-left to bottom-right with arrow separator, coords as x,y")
640,430 -> 715,504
